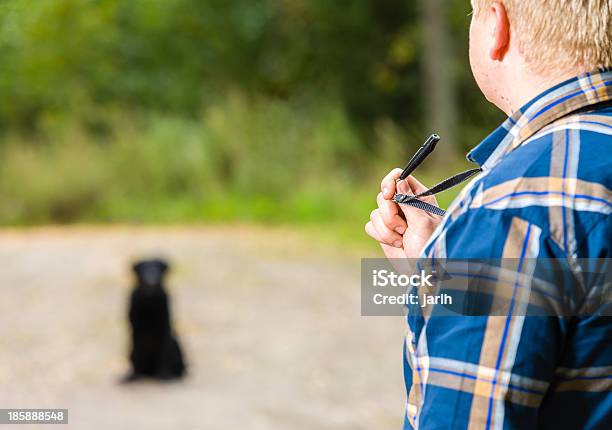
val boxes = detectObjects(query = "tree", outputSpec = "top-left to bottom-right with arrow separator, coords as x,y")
421,0 -> 460,160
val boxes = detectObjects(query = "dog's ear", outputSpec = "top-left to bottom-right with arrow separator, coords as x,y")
132,261 -> 145,275
158,260 -> 169,275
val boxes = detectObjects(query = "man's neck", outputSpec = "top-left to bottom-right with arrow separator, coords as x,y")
499,68 -> 583,116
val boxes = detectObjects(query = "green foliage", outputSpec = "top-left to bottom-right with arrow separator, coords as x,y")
0,96 -> 362,224
0,0 -> 501,226
0,0 -> 501,135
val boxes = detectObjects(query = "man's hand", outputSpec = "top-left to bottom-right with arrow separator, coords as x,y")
365,168 -> 442,258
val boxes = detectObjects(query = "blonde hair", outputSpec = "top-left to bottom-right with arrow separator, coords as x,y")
472,0 -> 612,74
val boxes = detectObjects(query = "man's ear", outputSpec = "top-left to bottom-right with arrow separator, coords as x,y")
489,2 -> 510,61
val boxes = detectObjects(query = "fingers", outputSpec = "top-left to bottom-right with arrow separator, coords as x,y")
380,242 -> 408,259
368,170 -> 440,251
396,175 -> 422,194
364,221 -> 380,241
366,221 -> 406,258
397,175 -> 438,206
380,168 -> 404,199
376,192 -> 406,234
368,209 -> 404,248
395,175 -> 442,227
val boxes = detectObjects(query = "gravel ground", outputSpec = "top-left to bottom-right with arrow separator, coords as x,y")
0,226 -> 405,430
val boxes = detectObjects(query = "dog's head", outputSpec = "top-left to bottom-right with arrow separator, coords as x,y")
132,259 -> 169,288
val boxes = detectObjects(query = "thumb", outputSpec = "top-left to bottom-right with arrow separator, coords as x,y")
396,176 -> 440,225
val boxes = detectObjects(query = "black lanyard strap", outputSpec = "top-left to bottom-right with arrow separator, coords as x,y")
394,167 -> 481,216
397,196 -> 447,216
412,167 -> 482,198
392,134 -> 482,217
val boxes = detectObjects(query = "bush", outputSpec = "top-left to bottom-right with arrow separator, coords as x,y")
0,94 -> 393,225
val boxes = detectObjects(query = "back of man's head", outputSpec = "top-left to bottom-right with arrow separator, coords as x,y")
472,0 -> 611,75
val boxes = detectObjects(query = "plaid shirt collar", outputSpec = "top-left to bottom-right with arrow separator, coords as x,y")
467,69 -> 612,171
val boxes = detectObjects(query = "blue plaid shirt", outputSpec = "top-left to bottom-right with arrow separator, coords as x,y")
404,70 -> 612,429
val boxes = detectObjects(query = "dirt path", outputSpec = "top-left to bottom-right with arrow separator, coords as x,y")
0,226 -> 405,430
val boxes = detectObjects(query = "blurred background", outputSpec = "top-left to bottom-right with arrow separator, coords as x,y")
0,0 -> 504,231
0,0 -> 505,429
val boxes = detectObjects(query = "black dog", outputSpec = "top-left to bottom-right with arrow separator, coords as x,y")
124,259 -> 186,381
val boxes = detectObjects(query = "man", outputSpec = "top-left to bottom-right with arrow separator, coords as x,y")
365,1 -> 611,429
